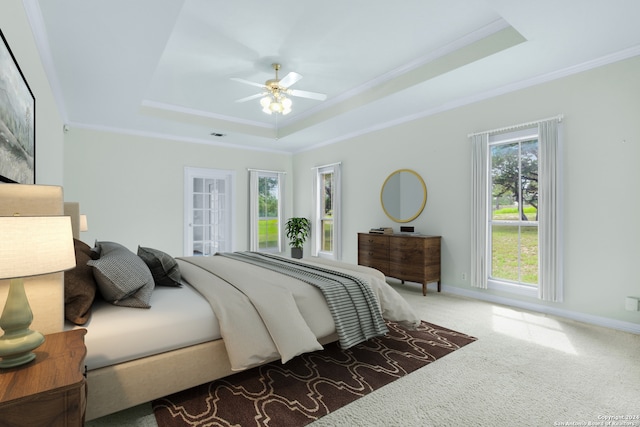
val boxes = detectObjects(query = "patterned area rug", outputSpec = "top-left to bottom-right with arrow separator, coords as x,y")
152,321 -> 477,427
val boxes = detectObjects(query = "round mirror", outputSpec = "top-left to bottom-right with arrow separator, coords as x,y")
380,169 -> 427,223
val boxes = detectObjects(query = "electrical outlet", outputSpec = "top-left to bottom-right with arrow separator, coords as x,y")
461,273 -> 467,281
625,297 -> 639,311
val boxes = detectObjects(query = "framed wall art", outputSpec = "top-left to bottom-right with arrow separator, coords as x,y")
0,28 -> 35,184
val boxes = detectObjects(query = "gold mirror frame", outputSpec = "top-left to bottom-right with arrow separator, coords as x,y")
380,169 -> 427,223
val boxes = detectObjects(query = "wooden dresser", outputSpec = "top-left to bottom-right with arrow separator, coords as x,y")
358,233 -> 441,295
0,329 -> 87,426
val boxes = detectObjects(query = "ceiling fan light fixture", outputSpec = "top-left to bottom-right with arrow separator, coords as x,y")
259,92 -> 292,115
269,101 -> 283,113
282,97 -> 292,115
234,63 -> 325,116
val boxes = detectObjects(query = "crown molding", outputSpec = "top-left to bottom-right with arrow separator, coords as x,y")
298,45 -> 640,154
65,121 -> 292,155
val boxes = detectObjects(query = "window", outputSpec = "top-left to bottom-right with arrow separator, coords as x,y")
471,117 -> 563,301
312,163 -> 341,259
490,130 -> 539,286
320,170 -> 334,252
249,170 -> 284,252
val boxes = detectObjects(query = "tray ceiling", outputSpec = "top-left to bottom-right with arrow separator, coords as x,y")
27,0 -> 640,152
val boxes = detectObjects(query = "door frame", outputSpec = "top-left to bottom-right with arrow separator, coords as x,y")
183,166 -> 236,256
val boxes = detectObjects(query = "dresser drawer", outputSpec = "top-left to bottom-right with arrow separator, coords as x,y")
358,234 -> 390,275
358,234 -> 388,251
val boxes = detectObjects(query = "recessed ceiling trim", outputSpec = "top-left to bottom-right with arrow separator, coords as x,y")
26,1 -> 640,154
296,44 -> 640,154
280,25 -> 526,140
282,19 -> 515,128
66,121 -> 291,155
140,100 -> 277,139
141,100 -> 271,129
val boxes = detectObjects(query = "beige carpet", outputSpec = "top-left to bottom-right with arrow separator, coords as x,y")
86,281 -> 640,427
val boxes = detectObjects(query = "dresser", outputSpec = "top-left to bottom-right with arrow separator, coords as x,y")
0,329 -> 87,426
358,233 -> 441,295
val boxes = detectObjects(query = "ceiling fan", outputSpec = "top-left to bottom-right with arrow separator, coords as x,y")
232,63 -> 327,115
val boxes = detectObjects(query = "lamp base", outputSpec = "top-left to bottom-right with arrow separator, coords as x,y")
0,278 -> 46,368
0,330 -> 45,368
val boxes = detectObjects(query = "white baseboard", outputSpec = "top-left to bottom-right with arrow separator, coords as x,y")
437,284 -> 640,335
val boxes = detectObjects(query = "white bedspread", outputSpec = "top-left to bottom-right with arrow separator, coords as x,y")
176,255 -> 420,371
66,283 -> 219,370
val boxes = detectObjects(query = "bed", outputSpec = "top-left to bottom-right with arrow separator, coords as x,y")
0,184 -> 421,421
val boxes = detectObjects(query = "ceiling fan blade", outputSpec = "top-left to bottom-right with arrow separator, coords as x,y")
231,77 -> 266,89
235,93 -> 264,103
289,89 -> 327,101
278,72 -> 302,88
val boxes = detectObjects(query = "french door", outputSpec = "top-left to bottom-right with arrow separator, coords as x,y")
184,167 -> 235,256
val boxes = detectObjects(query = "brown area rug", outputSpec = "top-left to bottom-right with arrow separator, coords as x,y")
152,321 -> 476,427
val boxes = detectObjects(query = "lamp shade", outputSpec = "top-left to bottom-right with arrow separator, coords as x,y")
0,216 -> 76,280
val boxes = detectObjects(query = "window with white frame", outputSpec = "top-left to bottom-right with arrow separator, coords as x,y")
312,163 -> 341,260
249,170 -> 284,252
471,117 -> 563,301
489,129 -> 539,287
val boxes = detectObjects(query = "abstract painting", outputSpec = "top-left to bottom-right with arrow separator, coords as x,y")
0,29 -> 35,184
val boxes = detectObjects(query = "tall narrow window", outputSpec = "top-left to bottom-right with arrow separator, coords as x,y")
471,117 -> 562,301
490,133 -> 539,286
312,163 -> 341,259
249,170 -> 284,252
321,171 -> 334,253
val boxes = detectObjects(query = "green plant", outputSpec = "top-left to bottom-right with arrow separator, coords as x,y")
285,217 -> 311,248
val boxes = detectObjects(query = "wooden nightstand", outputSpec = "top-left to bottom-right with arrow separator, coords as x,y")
0,329 -> 87,427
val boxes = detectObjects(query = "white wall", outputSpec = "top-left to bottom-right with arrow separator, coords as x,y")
293,56 -> 640,328
63,128 -> 293,256
1,0 -> 65,185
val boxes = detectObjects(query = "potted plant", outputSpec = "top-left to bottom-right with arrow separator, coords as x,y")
285,217 -> 311,259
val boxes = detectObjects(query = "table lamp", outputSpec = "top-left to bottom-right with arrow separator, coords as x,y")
0,216 -> 75,368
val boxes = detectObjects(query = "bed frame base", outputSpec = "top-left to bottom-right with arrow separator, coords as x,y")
86,332 -> 338,420
86,339 -> 232,420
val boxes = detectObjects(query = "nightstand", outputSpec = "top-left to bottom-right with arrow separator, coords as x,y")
0,329 -> 87,427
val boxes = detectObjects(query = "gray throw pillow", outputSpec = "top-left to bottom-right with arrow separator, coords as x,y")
88,241 -> 154,308
137,246 -> 182,287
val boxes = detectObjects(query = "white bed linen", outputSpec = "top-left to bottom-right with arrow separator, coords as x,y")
66,283 -> 219,370
177,255 -> 421,371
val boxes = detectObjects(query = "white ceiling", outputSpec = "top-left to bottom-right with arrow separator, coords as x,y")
27,0 -> 640,153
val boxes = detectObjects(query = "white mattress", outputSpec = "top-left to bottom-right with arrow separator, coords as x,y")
66,283 -> 220,370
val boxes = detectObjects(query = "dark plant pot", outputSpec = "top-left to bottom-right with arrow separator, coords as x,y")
291,247 -> 303,259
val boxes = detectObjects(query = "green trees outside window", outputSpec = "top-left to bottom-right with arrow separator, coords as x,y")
490,138 -> 539,285
258,176 -> 279,250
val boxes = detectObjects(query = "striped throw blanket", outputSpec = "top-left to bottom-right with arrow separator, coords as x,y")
218,252 -> 389,349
